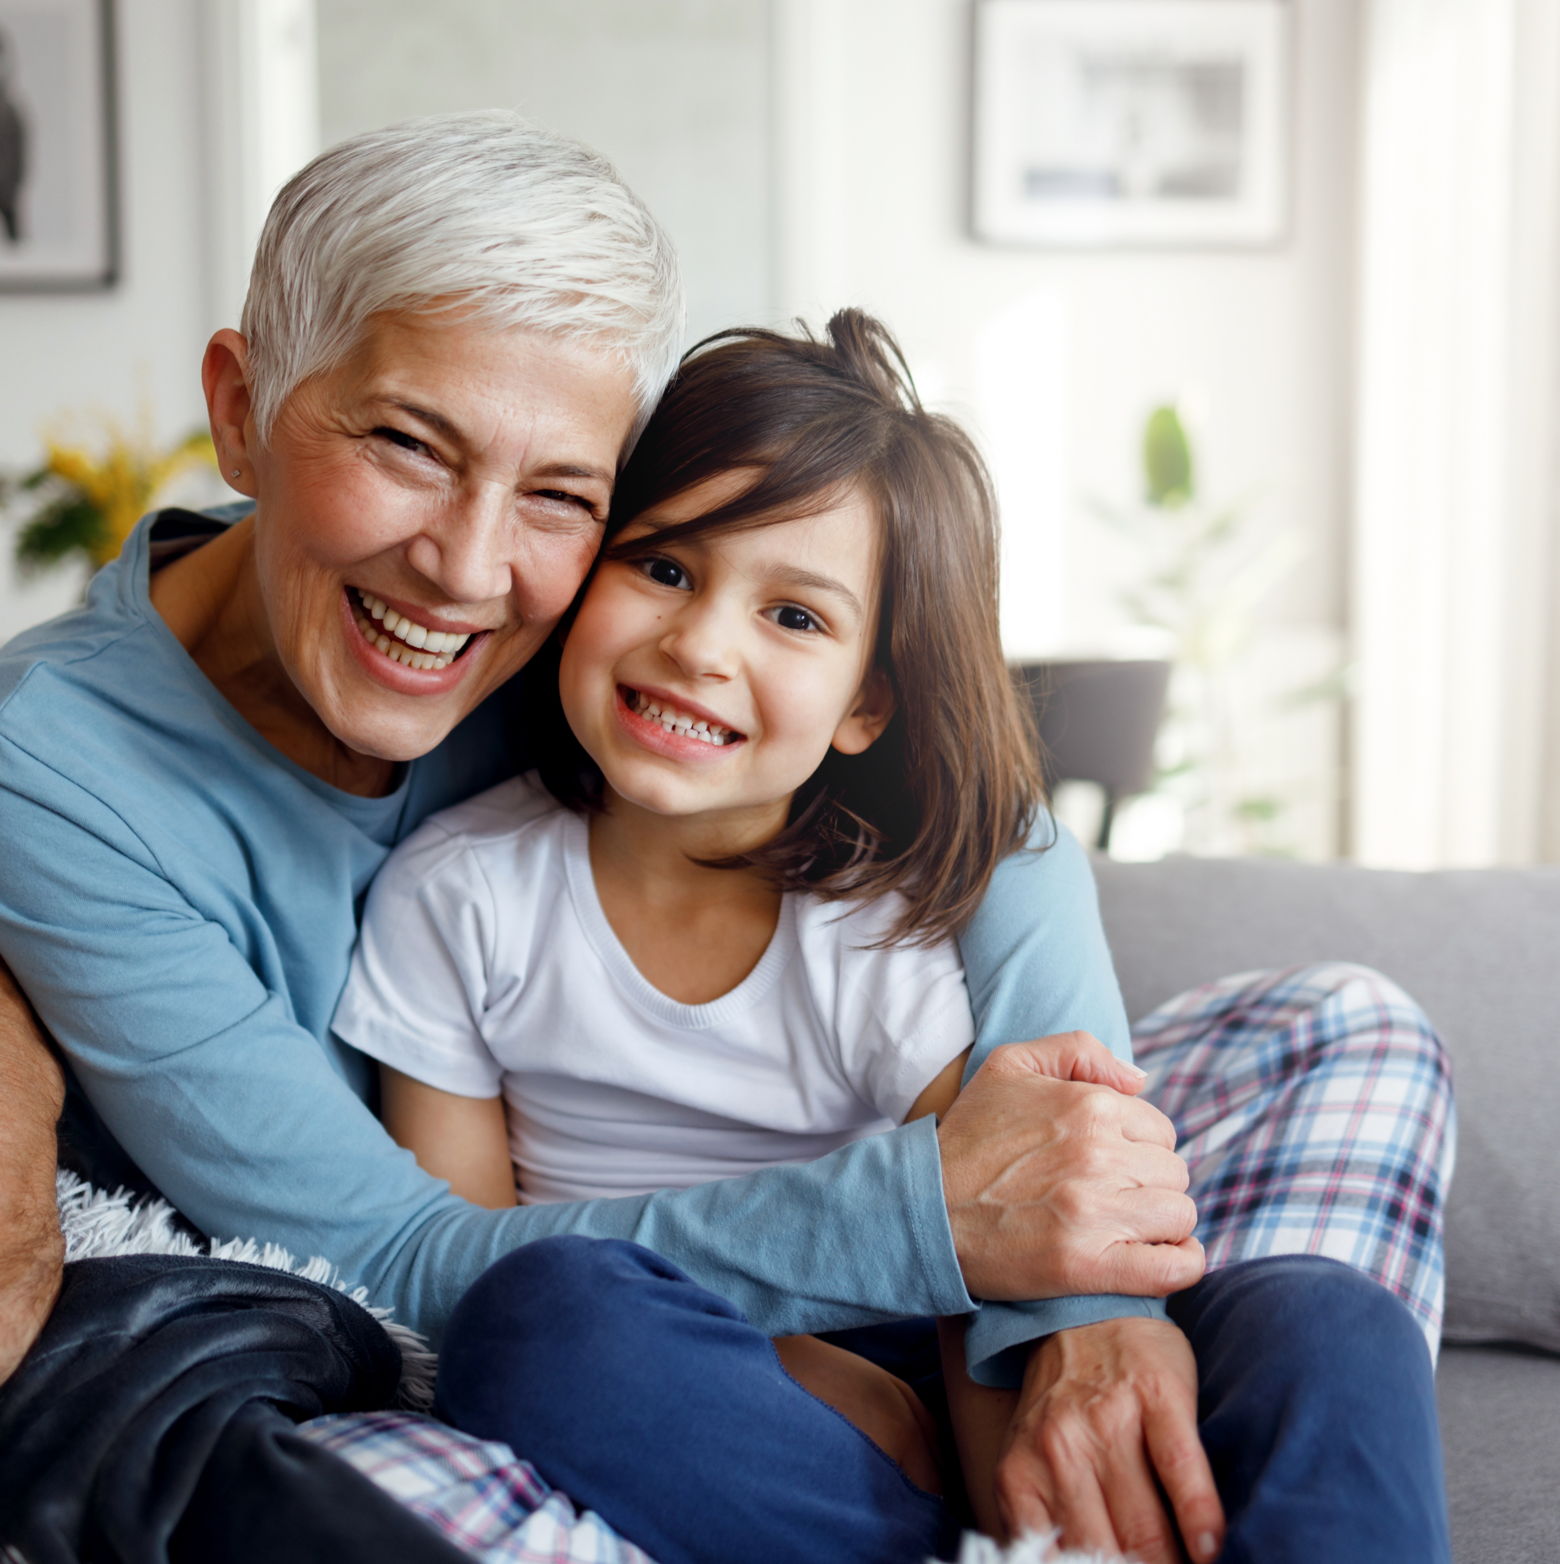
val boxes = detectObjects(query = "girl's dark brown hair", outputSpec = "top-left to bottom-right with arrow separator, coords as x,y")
539,308 -> 1049,946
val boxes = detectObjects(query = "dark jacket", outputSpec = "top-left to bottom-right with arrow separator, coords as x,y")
0,1254 -> 469,1564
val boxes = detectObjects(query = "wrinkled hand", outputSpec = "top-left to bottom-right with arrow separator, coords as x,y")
937,1032 -> 1203,1301
998,1315 -> 1224,1564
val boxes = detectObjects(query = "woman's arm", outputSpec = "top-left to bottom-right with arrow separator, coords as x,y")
0,736 -> 973,1343
957,816 -> 1176,1383
0,960 -> 64,1385
904,1038 -> 1169,1535
378,1065 -> 517,1210
953,823 -> 1224,1561
0,736 -> 1189,1348
907,1048 -> 1014,1531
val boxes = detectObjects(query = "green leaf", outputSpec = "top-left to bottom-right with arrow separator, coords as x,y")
1195,505 -> 1244,548
1153,758 -> 1199,783
1279,665 -> 1355,708
1143,406 -> 1194,509
14,496 -> 106,574
1233,795 -> 1285,823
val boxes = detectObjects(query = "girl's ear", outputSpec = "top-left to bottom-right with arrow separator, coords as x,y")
831,667 -> 896,756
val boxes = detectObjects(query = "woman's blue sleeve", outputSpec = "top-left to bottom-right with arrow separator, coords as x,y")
0,732 -> 976,1346
956,814 -> 1167,1388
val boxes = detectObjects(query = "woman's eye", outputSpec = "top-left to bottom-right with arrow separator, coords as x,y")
771,604 -> 822,634
636,556 -> 690,590
372,426 -> 430,458
536,489 -> 599,517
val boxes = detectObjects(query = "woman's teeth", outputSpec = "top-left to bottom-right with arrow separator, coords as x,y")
352,589 -> 473,671
626,689 -> 738,746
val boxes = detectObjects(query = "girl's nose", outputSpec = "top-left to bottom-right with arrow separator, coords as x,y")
659,604 -> 738,680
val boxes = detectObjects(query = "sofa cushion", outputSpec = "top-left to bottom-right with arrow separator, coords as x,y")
1090,854 -> 1560,1354
1436,1345 -> 1560,1564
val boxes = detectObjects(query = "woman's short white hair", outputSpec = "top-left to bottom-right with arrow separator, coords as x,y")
241,110 -> 685,443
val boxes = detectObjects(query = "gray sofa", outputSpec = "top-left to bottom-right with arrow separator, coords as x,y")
1091,853 -> 1560,1564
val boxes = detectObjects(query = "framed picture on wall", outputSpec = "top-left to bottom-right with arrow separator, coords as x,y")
971,0 -> 1290,248
0,0 -> 117,291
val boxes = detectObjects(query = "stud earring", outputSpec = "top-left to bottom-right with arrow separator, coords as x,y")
230,469 -> 241,479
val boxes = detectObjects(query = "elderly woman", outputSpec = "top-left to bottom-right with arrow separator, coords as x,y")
0,114 -> 1451,1564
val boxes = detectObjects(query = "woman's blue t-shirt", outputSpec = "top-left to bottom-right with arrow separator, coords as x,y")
0,509 -> 1145,1382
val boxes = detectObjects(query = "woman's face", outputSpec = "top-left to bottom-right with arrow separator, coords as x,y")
241,309 -> 639,767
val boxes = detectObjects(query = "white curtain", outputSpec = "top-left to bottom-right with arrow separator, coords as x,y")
1351,0 -> 1560,867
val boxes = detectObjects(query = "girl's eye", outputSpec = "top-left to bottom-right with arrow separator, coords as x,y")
771,604 -> 822,634
635,556 -> 691,590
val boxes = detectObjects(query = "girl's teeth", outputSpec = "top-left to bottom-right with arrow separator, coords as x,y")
630,690 -> 734,745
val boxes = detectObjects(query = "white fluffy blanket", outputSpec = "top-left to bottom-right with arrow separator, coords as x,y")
54,1169 -> 438,1408
52,1173 -> 1132,1564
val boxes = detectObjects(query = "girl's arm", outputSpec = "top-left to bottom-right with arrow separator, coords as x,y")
378,1065 -> 517,1210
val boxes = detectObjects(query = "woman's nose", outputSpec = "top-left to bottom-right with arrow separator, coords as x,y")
403,488 -> 514,606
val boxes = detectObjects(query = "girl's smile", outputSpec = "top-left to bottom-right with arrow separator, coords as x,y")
558,471 -> 894,850
616,683 -> 745,755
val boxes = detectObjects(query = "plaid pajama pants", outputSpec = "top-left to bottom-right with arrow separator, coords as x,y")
303,960 -> 1455,1562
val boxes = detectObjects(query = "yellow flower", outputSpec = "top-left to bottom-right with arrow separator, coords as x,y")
18,417 -> 218,571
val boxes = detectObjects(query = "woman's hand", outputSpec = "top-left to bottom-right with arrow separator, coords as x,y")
934,1033 -> 1203,1301
997,1316 -> 1224,1564
0,958 -> 65,1385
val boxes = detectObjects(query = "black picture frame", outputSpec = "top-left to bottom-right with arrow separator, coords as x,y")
0,0 -> 118,291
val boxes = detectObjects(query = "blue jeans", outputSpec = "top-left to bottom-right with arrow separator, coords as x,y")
434,1239 -> 1450,1564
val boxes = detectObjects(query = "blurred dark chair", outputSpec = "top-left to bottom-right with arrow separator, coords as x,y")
1012,659 -> 1172,851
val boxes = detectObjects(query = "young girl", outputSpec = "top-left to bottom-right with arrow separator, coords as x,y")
332,310 -> 1143,1540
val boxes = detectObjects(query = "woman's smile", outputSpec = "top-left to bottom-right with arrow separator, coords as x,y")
349,587 -> 482,670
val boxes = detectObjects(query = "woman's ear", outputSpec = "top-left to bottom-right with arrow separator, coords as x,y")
831,667 -> 896,756
201,329 -> 259,498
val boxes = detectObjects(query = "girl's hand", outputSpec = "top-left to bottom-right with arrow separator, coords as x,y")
997,1315 -> 1225,1564
772,1333 -> 943,1497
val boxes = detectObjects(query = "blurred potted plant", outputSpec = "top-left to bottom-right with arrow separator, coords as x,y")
1091,404 -> 1339,855
3,413 -> 217,576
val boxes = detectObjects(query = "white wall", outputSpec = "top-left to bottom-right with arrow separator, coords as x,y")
315,0 -> 776,348
0,0 -> 1360,855
776,0 -> 1360,855
0,1 -> 219,632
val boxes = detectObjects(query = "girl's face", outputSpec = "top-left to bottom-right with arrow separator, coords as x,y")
558,470 -> 894,843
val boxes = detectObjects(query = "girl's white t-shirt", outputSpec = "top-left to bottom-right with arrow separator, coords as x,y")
333,773 -> 976,1204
